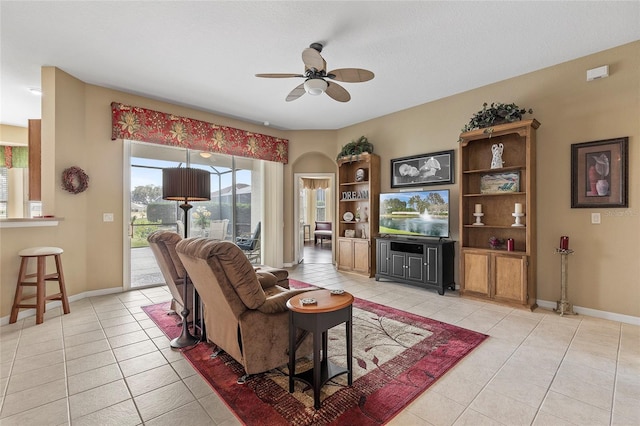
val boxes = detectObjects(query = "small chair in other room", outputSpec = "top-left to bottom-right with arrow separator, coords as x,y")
10,247 -> 70,324
236,221 -> 261,264
314,221 -> 332,246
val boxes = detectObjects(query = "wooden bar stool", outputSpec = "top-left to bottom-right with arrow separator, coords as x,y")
10,247 -> 70,324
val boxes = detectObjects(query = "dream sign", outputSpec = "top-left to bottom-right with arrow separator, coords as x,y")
342,190 -> 369,200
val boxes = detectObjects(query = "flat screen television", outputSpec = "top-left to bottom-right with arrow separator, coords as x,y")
379,189 -> 450,238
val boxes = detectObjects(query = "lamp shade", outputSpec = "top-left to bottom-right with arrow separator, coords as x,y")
304,78 -> 328,96
162,167 -> 211,202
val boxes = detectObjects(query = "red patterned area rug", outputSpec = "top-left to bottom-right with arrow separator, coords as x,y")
143,279 -> 487,425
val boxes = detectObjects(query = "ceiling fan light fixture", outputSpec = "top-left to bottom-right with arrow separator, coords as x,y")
304,78 -> 327,96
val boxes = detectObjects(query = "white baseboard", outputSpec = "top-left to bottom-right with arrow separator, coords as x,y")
537,299 -> 640,326
0,286 -> 123,326
7,288 -> 636,327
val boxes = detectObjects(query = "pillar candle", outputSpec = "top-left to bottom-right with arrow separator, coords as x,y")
475,204 -> 482,213
514,203 -> 523,214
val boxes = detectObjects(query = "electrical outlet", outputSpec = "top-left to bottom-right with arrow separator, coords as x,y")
103,213 -> 114,222
591,212 -> 601,224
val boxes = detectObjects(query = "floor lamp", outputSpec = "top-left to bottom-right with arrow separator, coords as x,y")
162,166 -> 210,349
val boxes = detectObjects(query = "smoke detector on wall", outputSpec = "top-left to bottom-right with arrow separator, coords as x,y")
586,65 -> 609,81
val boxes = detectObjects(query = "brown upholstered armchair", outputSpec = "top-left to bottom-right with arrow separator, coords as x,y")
147,230 -> 193,319
176,238 -> 313,380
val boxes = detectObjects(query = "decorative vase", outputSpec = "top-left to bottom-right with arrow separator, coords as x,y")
588,166 -> 598,194
596,179 -> 609,196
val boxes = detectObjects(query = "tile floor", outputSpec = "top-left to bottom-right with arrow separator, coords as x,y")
1,263 -> 638,425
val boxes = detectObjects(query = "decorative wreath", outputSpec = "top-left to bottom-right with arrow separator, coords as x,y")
61,166 -> 90,194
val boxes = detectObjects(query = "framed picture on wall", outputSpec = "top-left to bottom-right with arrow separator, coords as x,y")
571,137 -> 628,208
390,150 -> 454,188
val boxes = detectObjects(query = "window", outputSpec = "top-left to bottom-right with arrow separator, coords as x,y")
316,189 -> 326,221
0,168 -> 7,218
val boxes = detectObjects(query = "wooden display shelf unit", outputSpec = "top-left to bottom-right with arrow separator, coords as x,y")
458,119 -> 540,309
336,153 -> 380,277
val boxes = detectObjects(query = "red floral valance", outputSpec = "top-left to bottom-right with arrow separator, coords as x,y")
111,102 -> 288,164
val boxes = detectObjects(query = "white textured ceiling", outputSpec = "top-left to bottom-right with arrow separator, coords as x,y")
2,1 -> 639,131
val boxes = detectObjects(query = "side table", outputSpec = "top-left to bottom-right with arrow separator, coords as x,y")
554,248 -> 577,316
287,289 -> 353,410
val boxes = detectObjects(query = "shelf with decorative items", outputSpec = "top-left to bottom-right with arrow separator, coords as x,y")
336,151 -> 380,277
458,118 -> 540,309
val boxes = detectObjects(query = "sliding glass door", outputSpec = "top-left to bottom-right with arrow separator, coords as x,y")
127,141 -> 264,289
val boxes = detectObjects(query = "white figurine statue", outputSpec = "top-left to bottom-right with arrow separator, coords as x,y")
491,143 -> 504,169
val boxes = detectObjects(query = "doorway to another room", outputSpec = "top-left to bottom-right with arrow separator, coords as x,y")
295,174 -> 334,265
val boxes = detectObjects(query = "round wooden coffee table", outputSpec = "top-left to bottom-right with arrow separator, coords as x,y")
287,289 -> 354,410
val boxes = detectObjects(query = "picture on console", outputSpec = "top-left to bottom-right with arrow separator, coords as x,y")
379,190 -> 450,238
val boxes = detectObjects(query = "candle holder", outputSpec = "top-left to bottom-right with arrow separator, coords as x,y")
473,212 -> 484,225
554,248 -> 576,316
511,212 -> 524,227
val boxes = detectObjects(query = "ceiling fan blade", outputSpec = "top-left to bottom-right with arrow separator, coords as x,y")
325,81 -> 351,102
255,73 -> 304,78
302,47 -> 326,72
328,68 -> 375,83
286,83 -> 306,102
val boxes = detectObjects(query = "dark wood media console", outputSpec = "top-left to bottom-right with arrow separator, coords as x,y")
375,237 -> 455,295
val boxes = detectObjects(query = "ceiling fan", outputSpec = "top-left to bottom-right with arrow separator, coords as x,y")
255,43 -> 374,103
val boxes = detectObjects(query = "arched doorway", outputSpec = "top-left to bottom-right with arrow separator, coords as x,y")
294,173 -> 334,264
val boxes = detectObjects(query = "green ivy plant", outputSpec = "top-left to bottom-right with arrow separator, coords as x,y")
337,136 -> 374,162
461,102 -> 533,133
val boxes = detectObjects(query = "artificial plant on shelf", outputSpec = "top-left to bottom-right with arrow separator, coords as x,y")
461,102 -> 533,134
337,136 -> 374,162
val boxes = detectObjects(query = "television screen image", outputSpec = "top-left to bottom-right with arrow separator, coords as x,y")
379,190 -> 450,238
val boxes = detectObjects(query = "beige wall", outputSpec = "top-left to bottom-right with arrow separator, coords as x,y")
0,125 -> 28,145
1,41 -> 638,320
0,67 -> 290,319
333,42 -> 639,317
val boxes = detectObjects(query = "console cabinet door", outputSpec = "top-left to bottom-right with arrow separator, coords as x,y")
493,253 -> 527,304
337,238 -> 354,270
377,239 -> 391,276
424,245 -> 438,284
462,250 -> 490,296
352,239 -> 371,274
406,253 -> 425,282
338,238 -> 371,274
390,252 -> 406,278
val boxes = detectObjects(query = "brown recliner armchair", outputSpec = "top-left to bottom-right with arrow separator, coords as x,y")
176,238 -> 313,380
147,230 -> 192,318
